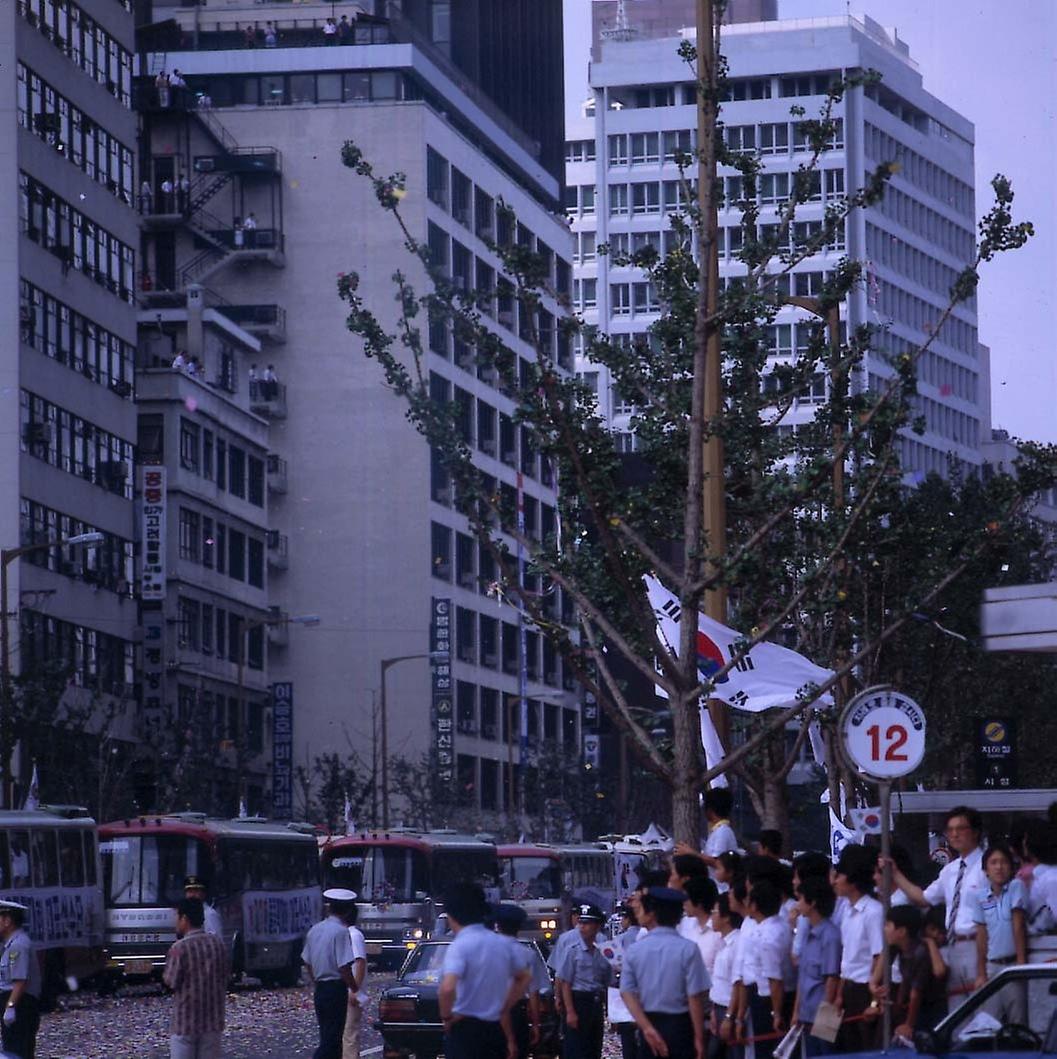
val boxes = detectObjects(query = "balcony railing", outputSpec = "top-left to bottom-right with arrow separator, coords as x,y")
249,380 -> 287,418
266,453 -> 288,493
267,530 -> 289,570
215,303 -> 286,340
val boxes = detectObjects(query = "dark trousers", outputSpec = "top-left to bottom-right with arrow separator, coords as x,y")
313,979 -> 347,1059
511,998 -> 531,1059
446,1015 -> 507,1059
616,1021 -> 638,1059
563,991 -> 604,1059
748,986 -> 793,1059
640,1011 -> 695,1059
0,993 -> 41,1059
799,1024 -> 833,1057
836,981 -> 875,1054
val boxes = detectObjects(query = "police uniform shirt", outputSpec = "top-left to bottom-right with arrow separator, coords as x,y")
442,923 -> 519,1021
620,925 -> 710,1014
301,915 -> 355,981
554,934 -> 613,993
501,934 -> 536,998
0,930 -> 40,998
546,925 -> 582,971
203,902 -> 224,938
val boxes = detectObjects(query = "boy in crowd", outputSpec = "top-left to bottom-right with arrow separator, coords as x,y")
882,906 -> 948,1041
791,877 -> 841,1057
746,878 -> 796,1059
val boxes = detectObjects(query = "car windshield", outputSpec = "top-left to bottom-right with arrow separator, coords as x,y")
400,942 -> 449,984
941,971 -> 1057,1051
501,856 -> 561,900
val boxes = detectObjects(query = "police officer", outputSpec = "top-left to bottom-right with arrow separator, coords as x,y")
621,887 -> 710,1059
302,888 -> 358,1059
494,903 -> 545,1058
555,903 -> 612,1059
0,899 -> 41,1059
184,875 -> 223,938
438,883 -> 528,1059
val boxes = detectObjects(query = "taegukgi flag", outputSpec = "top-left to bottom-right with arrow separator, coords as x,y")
646,575 -> 835,712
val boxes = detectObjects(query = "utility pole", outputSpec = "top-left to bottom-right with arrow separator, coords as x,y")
696,0 -> 729,750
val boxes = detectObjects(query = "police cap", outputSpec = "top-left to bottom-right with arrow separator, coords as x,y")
493,903 -> 528,930
323,887 -> 358,902
577,903 -> 606,923
646,886 -> 687,904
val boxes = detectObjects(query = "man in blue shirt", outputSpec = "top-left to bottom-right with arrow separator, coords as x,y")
621,887 -> 710,1059
494,903 -> 545,1059
554,904 -> 612,1059
792,876 -> 842,1056
439,884 -> 529,1059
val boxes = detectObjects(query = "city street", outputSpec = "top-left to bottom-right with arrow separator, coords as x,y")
37,975 -> 393,1059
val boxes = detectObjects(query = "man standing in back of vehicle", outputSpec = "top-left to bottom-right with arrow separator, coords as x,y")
0,900 -> 40,1059
163,897 -> 229,1059
303,889 -> 359,1059
438,883 -> 528,1059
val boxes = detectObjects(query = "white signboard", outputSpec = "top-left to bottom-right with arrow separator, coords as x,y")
3,887 -> 102,949
840,687 -> 926,781
242,887 -> 321,944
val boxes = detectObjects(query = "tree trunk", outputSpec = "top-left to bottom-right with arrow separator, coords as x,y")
760,768 -> 791,852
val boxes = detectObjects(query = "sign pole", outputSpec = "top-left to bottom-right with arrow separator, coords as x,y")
879,779 -> 892,1049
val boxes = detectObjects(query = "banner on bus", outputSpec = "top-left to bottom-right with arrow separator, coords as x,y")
2,888 -> 98,949
242,887 -> 320,944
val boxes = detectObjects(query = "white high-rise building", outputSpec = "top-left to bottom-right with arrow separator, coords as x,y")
568,12 -> 985,476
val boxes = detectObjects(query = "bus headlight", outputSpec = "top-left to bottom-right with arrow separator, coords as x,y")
539,919 -> 557,930
404,927 -> 424,940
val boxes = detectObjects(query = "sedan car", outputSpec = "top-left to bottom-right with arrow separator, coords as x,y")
832,965 -> 1057,1058
376,939 -> 560,1059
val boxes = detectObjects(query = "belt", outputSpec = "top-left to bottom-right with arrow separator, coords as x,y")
572,990 -> 604,1000
988,955 -> 1018,965
949,933 -> 977,942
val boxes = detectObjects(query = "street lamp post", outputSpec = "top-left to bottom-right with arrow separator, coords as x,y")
0,531 -> 105,805
379,653 -> 436,830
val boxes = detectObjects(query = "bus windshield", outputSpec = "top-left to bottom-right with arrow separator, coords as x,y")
101,835 -> 209,907
501,856 -> 561,901
326,845 -> 428,904
433,849 -> 499,891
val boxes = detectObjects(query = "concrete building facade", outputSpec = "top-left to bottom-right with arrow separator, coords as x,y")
4,0 -> 140,788
138,0 -> 578,826
568,12 -> 985,477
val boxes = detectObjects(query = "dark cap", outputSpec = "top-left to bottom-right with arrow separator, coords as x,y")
577,903 -> 606,923
183,875 -> 207,891
493,903 -> 528,930
615,902 -> 632,917
646,886 -> 687,904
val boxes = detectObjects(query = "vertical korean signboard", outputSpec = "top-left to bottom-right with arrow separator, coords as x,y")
271,682 -> 294,819
140,466 -> 166,600
431,599 -> 453,789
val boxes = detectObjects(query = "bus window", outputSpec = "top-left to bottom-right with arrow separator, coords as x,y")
31,830 -> 59,888
326,849 -> 367,894
102,836 -> 206,906
83,832 -> 97,886
433,850 -> 498,891
501,857 -> 561,900
9,832 -> 30,888
362,847 -> 429,903
58,830 -> 85,886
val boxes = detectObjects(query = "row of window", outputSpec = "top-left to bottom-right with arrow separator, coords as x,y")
177,507 -> 266,589
872,180 -> 975,262
0,828 -> 96,892
176,598 -> 265,671
724,118 -> 844,156
178,418 -> 265,507
884,336 -> 979,404
866,224 -> 973,306
864,122 -> 972,218
608,281 -> 661,317
875,279 -> 976,356
19,498 -> 133,597
20,608 -> 135,695
455,680 -> 579,748
19,390 -> 134,499
18,174 -> 136,305
910,393 -> 980,448
178,69 -> 412,110
177,684 -> 265,754
900,437 -> 958,478
19,278 -> 135,397
426,147 -> 572,294
17,62 -> 135,207
602,74 -> 814,112
17,0 -> 133,106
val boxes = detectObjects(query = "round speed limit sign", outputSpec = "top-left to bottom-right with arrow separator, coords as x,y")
840,686 -> 926,781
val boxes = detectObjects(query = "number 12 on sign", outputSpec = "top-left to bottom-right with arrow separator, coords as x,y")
867,724 -> 909,763
841,687 -> 926,781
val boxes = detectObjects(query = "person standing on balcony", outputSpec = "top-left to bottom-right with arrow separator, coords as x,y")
160,177 -> 174,214
177,174 -> 190,214
323,17 -> 338,43
243,212 -> 258,249
263,365 -> 279,401
155,70 -> 170,108
264,22 -> 277,47
139,180 -> 153,215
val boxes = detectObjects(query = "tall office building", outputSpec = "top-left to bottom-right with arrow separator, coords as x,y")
568,12 -> 985,476
4,0 -> 139,789
137,0 -> 579,825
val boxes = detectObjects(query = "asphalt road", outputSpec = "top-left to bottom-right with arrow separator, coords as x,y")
36,973 -> 394,1059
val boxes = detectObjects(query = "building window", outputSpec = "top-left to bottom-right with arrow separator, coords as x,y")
431,522 -> 452,580
457,680 -> 476,734
759,122 -> 789,155
456,607 -> 477,664
663,129 -> 693,163
178,508 -> 200,562
179,419 -> 199,472
427,146 -> 449,209
609,185 -> 629,216
630,132 -> 659,164
248,537 -> 264,588
248,456 -> 264,506
608,134 -> 628,166
611,283 -> 631,316
632,182 -> 660,215
228,530 -> 246,582
229,446 -> 246,498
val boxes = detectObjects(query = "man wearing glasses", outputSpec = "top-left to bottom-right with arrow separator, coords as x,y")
886,805 -> 986,1010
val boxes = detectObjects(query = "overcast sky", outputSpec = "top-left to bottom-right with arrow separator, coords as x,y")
562,0 -> 1057,444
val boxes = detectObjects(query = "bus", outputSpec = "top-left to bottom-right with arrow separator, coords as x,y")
99,814 -> 321,985
557,843 -> 617,915
498,844 -> 562,951
321,829 -> 499,964
0,807 -> 104,997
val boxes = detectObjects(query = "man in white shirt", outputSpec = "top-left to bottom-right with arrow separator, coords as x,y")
833,845 -> 884,1051
888,805 -> 985,1007
701,788 -> 739,888
1023,820 -> 1057,961
747,879 -> 796,1058
337,890 -> 367,1059
678,876 -> 723,976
